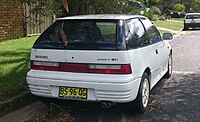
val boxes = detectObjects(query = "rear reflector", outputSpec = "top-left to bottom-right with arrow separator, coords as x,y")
31,61 -> 132,74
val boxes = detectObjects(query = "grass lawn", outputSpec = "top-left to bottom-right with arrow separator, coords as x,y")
159,30 -> 171,35
0,36 -> 38,101
171,17 -> 184,22
153,20 -> 183,31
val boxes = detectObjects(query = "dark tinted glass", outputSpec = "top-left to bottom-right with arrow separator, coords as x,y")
125,18 -> 149,49
141,19 -> 162,44
146,26 -> 162,44
34,20 -> 118,50
186,15 -> 200,19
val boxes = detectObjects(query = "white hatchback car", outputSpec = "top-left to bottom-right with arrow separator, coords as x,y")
184,13 -> 200,30
26,14 -> 173,114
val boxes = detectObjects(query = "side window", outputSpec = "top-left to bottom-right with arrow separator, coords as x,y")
141,19 -> 162,44
125,18 -> 149,49
147,26 -> 162,44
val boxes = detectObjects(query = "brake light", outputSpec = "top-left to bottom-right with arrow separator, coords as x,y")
31,61 -> 132,74
88,64 -> 132,74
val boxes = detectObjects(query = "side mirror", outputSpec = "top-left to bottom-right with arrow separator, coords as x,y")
163,33 -> 173,40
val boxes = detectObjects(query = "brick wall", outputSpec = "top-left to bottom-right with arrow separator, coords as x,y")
0,0 -> 24,41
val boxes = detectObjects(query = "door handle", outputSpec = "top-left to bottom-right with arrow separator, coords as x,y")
155,49 -> 158,54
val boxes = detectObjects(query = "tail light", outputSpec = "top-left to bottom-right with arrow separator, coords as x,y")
88,64 -> 131,74
31,61 -> 132,74
31,61 -> 59,71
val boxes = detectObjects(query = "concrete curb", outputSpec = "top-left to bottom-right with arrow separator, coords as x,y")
173,30 -> 187,39
0,91 -> 37,117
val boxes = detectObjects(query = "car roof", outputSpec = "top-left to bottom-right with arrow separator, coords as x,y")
56,14 -> 147,21
186,13 -> 200,16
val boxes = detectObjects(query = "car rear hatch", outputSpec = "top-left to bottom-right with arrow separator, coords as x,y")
30,19 -> 132,75
185,14 -> 200,23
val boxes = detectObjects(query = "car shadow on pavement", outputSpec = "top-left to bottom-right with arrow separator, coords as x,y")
147,73 -> 200,122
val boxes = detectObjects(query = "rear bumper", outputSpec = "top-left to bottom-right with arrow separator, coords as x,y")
26,70 -> 141,103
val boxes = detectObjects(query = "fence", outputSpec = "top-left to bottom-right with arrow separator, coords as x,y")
24,3 -> 55,36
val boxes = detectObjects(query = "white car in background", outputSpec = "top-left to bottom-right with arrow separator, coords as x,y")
26,14 -> 173,114
184,13 -> 200,30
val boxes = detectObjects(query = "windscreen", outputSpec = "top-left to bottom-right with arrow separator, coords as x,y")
34,20 -> 119,50
186,15 -> 200,19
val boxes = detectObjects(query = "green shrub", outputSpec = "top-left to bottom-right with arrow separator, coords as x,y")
172,4 -> 185,12
130,8 -> 141,15
152,14 -> 158,21
144,8 -> 153,20
152,6 -> 161,15
159,15 -> 166,20
144,7 -> 160,21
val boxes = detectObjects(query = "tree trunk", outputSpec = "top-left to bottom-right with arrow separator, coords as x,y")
62,0 -> 69,13
62,0 -> 95,16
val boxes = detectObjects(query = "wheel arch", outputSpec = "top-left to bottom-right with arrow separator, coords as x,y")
133,68 -> 151,114
143,67 -> 151,88
170,49 -> 172,55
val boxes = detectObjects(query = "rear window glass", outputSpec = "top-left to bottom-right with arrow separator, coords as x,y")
186,15 -> 200,19
34,20 -> 119,50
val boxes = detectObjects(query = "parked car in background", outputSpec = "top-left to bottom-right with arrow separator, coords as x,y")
26,14 -> 173,114
184,13 -> 200,30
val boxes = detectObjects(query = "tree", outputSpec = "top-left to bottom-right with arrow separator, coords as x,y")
13,0 -> 138,16
65,0 -> 134,15
136,0 -> 160,7
191,0 -> 200,12
172,4 -> 185,12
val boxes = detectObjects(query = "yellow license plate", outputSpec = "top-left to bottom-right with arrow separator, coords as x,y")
59,87 -> 87,99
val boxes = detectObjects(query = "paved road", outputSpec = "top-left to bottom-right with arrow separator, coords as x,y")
1,31 -> 200,122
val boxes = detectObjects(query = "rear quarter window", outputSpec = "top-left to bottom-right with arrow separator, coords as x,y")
125,18 -> 149,49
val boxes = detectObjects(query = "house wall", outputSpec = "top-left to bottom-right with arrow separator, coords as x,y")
0,0 -> 24,41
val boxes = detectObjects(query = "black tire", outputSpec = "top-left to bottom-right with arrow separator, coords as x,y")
183,27 -> 188,31
133,72 -> 150,114
183,25 -> 188,31
164,53 -> 172,78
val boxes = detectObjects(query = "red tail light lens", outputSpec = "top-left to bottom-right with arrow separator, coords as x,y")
31,61 -> 132,74
59,63 -> 88,72
88,64 -> 132,74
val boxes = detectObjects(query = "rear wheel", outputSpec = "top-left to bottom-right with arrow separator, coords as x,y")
183,25 -> 188,31
133,72 -> 150,114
